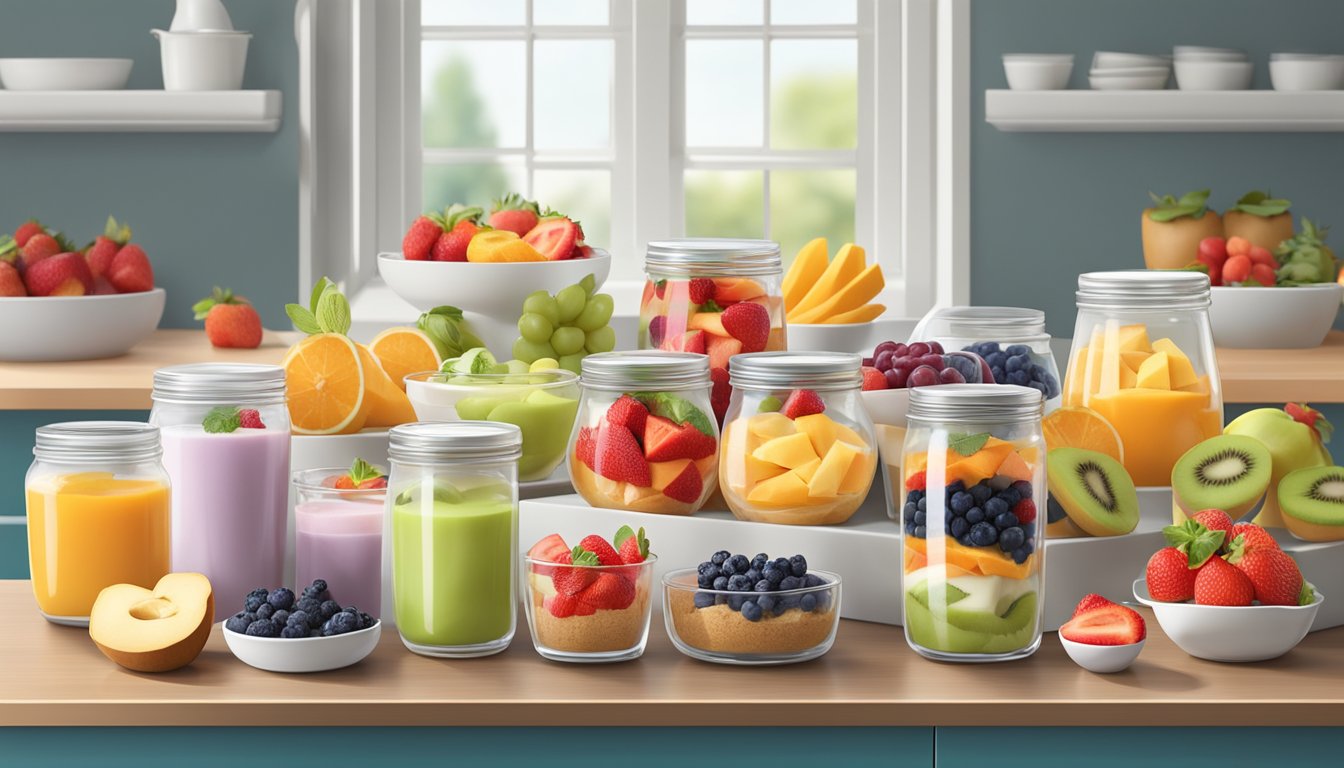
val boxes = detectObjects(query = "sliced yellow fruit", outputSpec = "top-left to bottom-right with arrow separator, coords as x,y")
747,412 -> 797,440
1152,338 -> 1198,389
838,449 -> 875,495
282,333 -> 369,435
355,343 -> 418,427
368,327 -> 442,392
1135,351 -> 1171,390
824,303 -> 885,324
745,454 -> 788,485
1117,324 -> 1152,353
746,470 -> 812,507
788,243 -> 865,320
466,230 -> 546,263
808,441 -> 862,498
793,458 -> 823,484
752,432 -> 819,470
782,237 -> 829,313
791,263 -> 886,324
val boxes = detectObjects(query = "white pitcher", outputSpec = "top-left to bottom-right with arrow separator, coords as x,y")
169,0 -> 234,31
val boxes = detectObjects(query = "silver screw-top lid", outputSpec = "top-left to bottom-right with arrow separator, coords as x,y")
33,421 -> 162,465
1076,270 -> 1211,310
388,421 -> 522,463
932,306 -> 1047,338
907,384 -> 1043,425
581,351 -> 711,391
645,238 -> 782,277
152,363 -> 287,406
729,351 -> 862,391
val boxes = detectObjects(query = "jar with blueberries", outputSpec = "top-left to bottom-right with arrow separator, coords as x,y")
913,307 -> 1061,410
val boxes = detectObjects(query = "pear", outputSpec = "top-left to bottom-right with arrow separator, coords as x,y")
1224,405 -> 1333,527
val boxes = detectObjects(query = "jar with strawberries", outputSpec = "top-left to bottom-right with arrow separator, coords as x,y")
639,239 -> 787,423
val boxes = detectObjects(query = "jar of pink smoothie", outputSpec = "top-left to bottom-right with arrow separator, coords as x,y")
291,467 -> 386,617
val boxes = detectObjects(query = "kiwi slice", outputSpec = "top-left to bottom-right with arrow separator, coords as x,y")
1046,447 -> 1139,537
1278,466 -> 1344,541
905,581 -> 1038,654
1172,434 -> 1272,517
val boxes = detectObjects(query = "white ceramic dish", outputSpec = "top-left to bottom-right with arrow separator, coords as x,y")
1209,284 -> 1341,349
1003,56 -> 1073,90
1175,60 -> 1253,90
1173,46 -> 1247,62
170,0 -> 234,31
152,29 -> 251,90
1270,57 -> 1344,91
1133,579 -> 1322,662
860,387 -> 910,429
1092,52 -> 1171,70
0,58 -> 133,90
787,321 -> 888,355
378,249 -> 611,355
1088,65 -> 1170,77
1089,70 -> 1170,90
1060,635 -> 1144,674
0,288 -> 165,361
223,621 -> 381,673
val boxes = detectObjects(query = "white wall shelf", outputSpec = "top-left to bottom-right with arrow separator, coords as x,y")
0,90 -> 281,132
986,90 -> 1344,132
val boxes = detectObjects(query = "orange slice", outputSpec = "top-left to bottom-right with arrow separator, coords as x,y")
355,343 -> 418,427
282,333 -> 369,435
1042,406 -> 1124,464
368,327 -> 442,391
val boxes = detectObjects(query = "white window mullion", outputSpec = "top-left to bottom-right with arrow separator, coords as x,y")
854,0 -> 877,298
627,0 -> 675,304
608,0 -> 637,282
524,0 -> 536,199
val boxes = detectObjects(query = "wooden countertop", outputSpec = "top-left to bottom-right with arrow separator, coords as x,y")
4,581 -> 1344,727
1216,330 -> 1344,404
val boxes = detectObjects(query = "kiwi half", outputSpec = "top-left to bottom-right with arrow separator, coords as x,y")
1172,434 -> 1272,518
1278,466 -> 1344,542
1046,447 -> 1139,537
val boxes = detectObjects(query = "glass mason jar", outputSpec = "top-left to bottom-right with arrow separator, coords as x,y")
292,468 -> 386,618
638,239 -> 788,423
387,421 -> 521,657
26,422 -> 171,626
917,306 -> 1062,410
150,363 -> 291,622
720,352 -> 878,525
900,384 -> 1045,662
1063,271 -> 1222,487
570,351 -> 719,515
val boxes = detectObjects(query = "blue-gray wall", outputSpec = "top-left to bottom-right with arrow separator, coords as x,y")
0,0 -> 298,329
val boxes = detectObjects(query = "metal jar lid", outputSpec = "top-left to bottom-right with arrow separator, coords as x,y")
1076,270 -> 1210,311
33,421 -> 162,465
388,421 -> 522,463
934,306 -> 1047,338
645,238 -> 782,277
729,351 -> 862,391
152,363 -> 287,406
907,384 -> 1043,425
581,351 -> 710,391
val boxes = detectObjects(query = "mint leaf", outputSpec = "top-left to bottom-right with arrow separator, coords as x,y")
348,458 -> 383,485
1162,519 -> 1224,568
948,432 -> 990,457
316,289 -> 351,335
700,299 -> 723,313
309,277 -> 335,314
570,546 -> 600,567
613,525 -> 650,558
202,406 -> 241,434
631,391 -> 715,437
613,525 -> 636,549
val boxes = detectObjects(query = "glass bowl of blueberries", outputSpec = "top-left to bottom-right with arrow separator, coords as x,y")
221,579 -> 381,673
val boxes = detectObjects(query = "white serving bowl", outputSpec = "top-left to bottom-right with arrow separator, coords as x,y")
1209,284 -> 1341,349
860,387 -> 910,429
1060,635 -> 1145,673
1270,56 -> 1344,91
787,321 -> 889,355
1092,51 -> 1171,70
1175,60 -> 1253,90
377,249 -> 611,355
0,288 -> 165,361
1003,55 -> 1073,90
1089,69 -> 1170,90
152,29 -> 250,90
0,58 -> 133,90
1173,46 -> 1247,62
223,621 -> 381,673
1133,579 -> 1322,662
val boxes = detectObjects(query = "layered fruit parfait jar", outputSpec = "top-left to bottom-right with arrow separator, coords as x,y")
901,384 -> 1046,662
917,306 -> 1062,409
25,422 -> 171,626
719,352 -> 878,525
292,466 -> 386,617
638,239 -> 787,423
569,351 -> 719,515
1064,271 -> 1222,487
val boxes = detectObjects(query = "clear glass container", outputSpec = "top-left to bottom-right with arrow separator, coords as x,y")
292,468 -> 386,618
151,363 -> 290,621
1063,271 -> 1222,487
523,553 -> 658,663
569,351 -> 719,515
900,384 -> 1045,662
25,422 -> 171,626
638,238 -> 788,423
915,306 -> 1062,409
387,421 -> 521,657
719,352 -> 878,525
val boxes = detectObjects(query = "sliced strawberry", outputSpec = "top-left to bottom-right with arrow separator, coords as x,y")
524,217 -> 580,261
1071,593 -> 1114,617
488,193 -> 540,237
660,330 -> 706,354
607,395 -> 649,441
781,389 -> 825,419
643,416 -> 716,462
1059,603 -> 1145,646
575,425 -> 597,469
592,424 -> 650,486
710,367 -> 731,423
578,572 -> 636,610
552,546 -> 600,595
528,533 -> 570,577
661,462 -> 703,504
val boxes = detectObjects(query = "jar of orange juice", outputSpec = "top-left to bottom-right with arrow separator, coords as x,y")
1063,271 -> 1223,487
26,422 -> 171,626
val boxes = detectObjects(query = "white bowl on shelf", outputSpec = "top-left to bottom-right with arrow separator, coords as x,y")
1173,46 -> 1247,62
1089,66 -> 1171,90
1133,579 -> 1321,662
787,321 -> 888,355
223,621 -> 382,673
1174,60 -> 1253,90
1060,635 -> 1145,674
1002,54 -> 1074,90
1209,284 -> 1341,349
0,58 -> 133,90
0,288 -> 165,362
1270,55 -> 1344,91
1092,51 -> 1171,70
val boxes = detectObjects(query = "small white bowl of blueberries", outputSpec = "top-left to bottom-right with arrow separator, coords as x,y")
222,579 -> 381,673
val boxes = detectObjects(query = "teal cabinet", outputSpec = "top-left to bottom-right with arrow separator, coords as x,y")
938,728 -> 1344,767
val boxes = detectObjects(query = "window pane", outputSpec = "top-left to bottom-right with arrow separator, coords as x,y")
423,41 -> 526,149
422,0 -> 523,26
534,0 -> 609,25
770,0 -> 857,25
770,40 -> 857,149
685,40 -> 763,147
769,169 -> 856,269
422,161 -> 526,214
534,40 -> 612,150
686,0 -> 763,25
533,169 -> 612,248
685,170 -> 764,239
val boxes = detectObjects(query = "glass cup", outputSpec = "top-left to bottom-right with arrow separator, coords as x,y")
292,468 -> 387,618
522,553 -> 657,663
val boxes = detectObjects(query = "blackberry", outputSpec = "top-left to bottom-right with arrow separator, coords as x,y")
788,554 -> 808,576
268,587 -> 296,611
693,592 -> 716,609
245,619 -> 281,638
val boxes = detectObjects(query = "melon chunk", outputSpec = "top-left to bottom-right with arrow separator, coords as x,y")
650,459 -> 694,489
839,449 -> 875,495
688,311 -> 728,338
793,413 -> 839,456
1136,351 -> 1171,390
808,441 -> 863,497
746,454 -> 789,485
1117,324 -> 1152,353
747,412 -> 797,440
746,470 -> 811,507
1152,338 -> 1198,389
793,457 -> 823,484
752,432 -> 819,469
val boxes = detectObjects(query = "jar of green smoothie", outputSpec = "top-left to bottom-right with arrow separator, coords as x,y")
387,421 -> 521,658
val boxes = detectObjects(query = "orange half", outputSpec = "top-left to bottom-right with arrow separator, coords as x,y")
282,333 -> 368,435
368,326 -> 442,392
1042,406 -> 1124,464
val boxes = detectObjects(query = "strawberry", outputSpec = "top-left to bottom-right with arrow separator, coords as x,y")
1229,522 -> 1278,554
1189,509 -> 1234,553
1060,603 -> 1145,646
607,395 -> 649,440
527,533 -> 570,564
358,476 -> 388,490
14,219 -> 45,248
544,593 -> 581,618
574,425 -> 597,469
578,534 -> 624,567
333,475 -> 357,490
643,415 -> 716,462
688,278 -> 717,305
402,211 -> 447,261
20,233 -> 62,268
721,301 -> 770,353
861,366 -> 887,391
238,409 -> 265,429
488,193 -> 540,237
1193,555 -> 1254,606
0,261 -> 25,297
91,277 -> 118,295
614,525 -> 650,565
107,243 -> 154,293
193,287 -> 263,349
85,216 -> 132,278
781,389 -> 826,420
552,546 -> 601,595
905,470 -> 927,492
1249,262 -> 1276,287
662,330 -> 706,354
24,252 -> 92,296
1012,498 -> 1037,524
333,458 -> 384,490
1072,593 -> 1114,617
710,366 -> 731,422
592,424 -> 651,486
661,461 -> 703,503
1145,546 -> 1198,602
578,571 -> 636,610
431,205 -> 484,262
523,215 -> 582,261
1228,545 -> 1302,606
1285,403 -> 1333,445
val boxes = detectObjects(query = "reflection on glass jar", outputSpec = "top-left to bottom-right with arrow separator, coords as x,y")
916,306 -> 1062,409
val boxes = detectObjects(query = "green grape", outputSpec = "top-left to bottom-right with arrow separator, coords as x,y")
758,395 -> 782,413
579,273 -> 596,297
575,293 -> 614,332
550,326 -> 586,356
518,312 -> 553,344
522,291 -> 560,325
555,284 -> 587,324
512,337 -> 555,364
505,359 -> 531,374
585,325 -> 616,354
559,352 -> 586,374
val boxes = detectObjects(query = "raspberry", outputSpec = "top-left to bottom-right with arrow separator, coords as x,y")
1013,498 -> 1037,524
688,278 -> 717,305
904,470 -> 927,492
238,409 -> 265,429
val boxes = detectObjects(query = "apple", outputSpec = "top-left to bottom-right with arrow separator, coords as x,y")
1224,405 -> 1333,527
89,572 -> 213,673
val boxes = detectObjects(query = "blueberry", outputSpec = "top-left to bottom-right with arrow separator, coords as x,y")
1008,370 -> 1029,386
997,486 -> 1022,508
1019,522 -> 1035,539
1000,527 -> 1026,552
243,596 -> 264,613
272,609 -> 290,626
914,525 -> 926,538
1012,480 -> 1033,497
957,535 -> 974,547
714,595 -> 728,606
726,554 -> 751,575
255,603 -> 274,620
916,496 -> 927,513
909,488 -> 925,501
693,592 -> 716,609
268,587 -> 295,611
816,589 -> 833,611
743,568 -> 762,584
1030,364 -> 1049,381
773,557 -> 792,573
801,593 -> 818,612
970,484 -> 993,505
307,578 -> 328,594
727,574 -> 751,591
969,522 -> 999,547
280,625 -> 308,639
309,628 -> 324,638
965,507 -> 985,525
995,512 -> 1019,530
246,587 -> 268,602
763,564 -> 785,585
1006,344 -> 1031,357
245,619 -> 281,638
713,576 -> 729,590
949,517 -> 970,538
751,553 -> 770,571
740,600 -> 763,622
789,554 -> 808,576
287,610 -> 310,627
804,574 -> 824,588
780,576 -> 803,591
343,605 -> 359,615
319,600 -> 341,619
710,550 -> 731,566
757,594 -> 777,613
755,580 -> 773,593
295,597 -> 320,616
225,613 -> 251,633
727,595 -> 747,611
697,562 -> 721,587
984,497 -> 1008,518
302,580 -> 328,601
1022,539 -> 1036,555
1005,354 -> 1025,373
903,501 -> 917,520
913,509 -> 927,526
330,612 -> 359,635
986,352 -> 1007,369
1012,547 -> 1030,565
949,492 -> 973,515
1026,381 -> 1046,395
359,612 -> 375,628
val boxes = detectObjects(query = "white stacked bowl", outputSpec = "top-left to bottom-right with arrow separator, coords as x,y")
1089,51 -> 1171,90
1173,46 -> 1252,90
